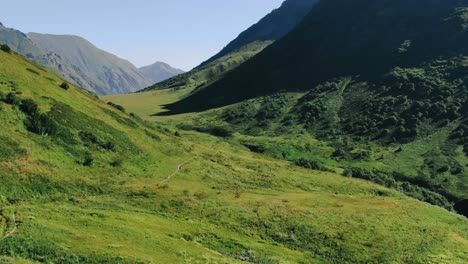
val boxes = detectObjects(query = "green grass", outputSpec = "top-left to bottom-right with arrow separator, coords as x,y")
0,50 -> 467,263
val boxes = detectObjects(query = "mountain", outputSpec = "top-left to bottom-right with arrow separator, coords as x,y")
139,0 -> 318,100
141,41 -> 271,93
0,25 -> 182,95
198,0 -> 319,67
166,0 -> 468,112
0,23 -> 92,90
138,61 -> 184,84
152,0 -> 468,215
28,33 -> 154,95
1,43 -> 467,263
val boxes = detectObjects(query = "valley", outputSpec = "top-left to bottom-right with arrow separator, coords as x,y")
1,0 -> 468,263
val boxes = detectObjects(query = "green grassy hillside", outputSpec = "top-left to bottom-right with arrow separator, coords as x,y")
1,47 -> 467,263
127,0 -> 468,217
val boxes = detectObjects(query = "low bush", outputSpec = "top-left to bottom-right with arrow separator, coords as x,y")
79,131 -> 100,145
110,159 -> 123,167
3,92 -> 21,105
59,82 -> 70,90
294,158 -> 330,172
347,168 -> 453,210
24,113 -> 59,136
107,102 -> 126,113
19,99 -> 39,115
0,44 -> 11,53
83,152 -> 94,167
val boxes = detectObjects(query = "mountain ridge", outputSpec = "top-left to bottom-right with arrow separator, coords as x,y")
165,0 -> 468,113
0,23 -> 183,95
197,0 -> 319,68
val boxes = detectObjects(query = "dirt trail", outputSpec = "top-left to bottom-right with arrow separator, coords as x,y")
0,213 -> 17,241
159,155 -> 198,184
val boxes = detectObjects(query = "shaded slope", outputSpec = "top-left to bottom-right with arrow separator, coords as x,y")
141,41 -> 271,93
166,0 -> 468,113
198,0 -> 319,67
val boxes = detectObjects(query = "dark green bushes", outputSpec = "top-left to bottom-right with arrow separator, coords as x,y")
3,92 -> 21,105
346,168 -> 453,211
83,152 -> 94,167
60,82 -> 70,90
107,102 -> 126,113
294,158 -> 331,172
24,113 -> 59,136
19,99 -> 39,115
79,131 -> 116,152
0,44 -> 11,53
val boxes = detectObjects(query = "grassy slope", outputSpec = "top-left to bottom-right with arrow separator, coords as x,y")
0,51 -> 467,263
123,1 -> 468,215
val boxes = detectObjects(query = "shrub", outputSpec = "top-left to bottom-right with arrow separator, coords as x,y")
294,158 -> 330,171
24,113 -> 59,136
59,82 -> 70,90
102,141 -> 116,152
110,159 -> 123,167
107,102 -> 126,113
83,152 -> 94,167
208,126 -> 233,138
79,131 -> 100,145
19,99 -> 39,115
0,44 -> 11,53
3,92 -> 21,105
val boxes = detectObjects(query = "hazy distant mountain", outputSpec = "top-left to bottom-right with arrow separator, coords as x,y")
0,24 -> 182,95
138,62 -> 184,84
197,0 -> 319,67
28,33 -> 154,95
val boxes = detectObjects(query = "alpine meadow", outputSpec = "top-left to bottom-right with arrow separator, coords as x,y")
1,0 -> 467,263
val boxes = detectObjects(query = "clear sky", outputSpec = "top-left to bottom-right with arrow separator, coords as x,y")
0,0 -> 284,70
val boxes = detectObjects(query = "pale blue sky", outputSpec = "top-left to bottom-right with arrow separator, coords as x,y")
0,0 -> 284,70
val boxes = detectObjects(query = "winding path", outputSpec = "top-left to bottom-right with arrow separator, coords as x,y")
159,155 -> 198,184
0,213 -> 17,241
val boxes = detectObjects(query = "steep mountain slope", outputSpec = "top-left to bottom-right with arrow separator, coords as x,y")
154,0 -> 468,216
28,33 -> 153,95
142,40 -> 272,95
0,24 -> 92,91
0,47 -> 467,263
198,0 -> 319,67
138,62 -> 184,85
141,0 -> 318,94
167,0 -> 468,113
